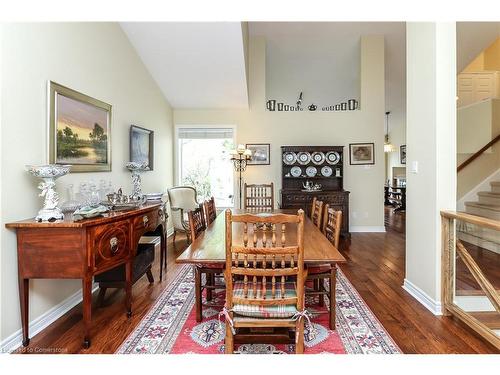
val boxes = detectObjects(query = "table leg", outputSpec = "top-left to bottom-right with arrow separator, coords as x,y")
329,267 -> 336,330
82,277 -> 92,348
125,259 -> 132,318
195,266 -> 202,322
18,277 -> 30,346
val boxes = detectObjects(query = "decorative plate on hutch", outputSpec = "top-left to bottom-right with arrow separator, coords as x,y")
283,152 -> 297,165
325,151 -> 340,165
311,152 -> 325,165
290,166 -> 302,177
297,152 -> 311,165
321,166 -> 333,177
306,166 -> 317,177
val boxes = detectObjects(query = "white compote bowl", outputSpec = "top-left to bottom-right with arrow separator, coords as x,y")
25,164 -> 71,222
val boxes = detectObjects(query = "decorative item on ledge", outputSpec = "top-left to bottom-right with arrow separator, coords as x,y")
126,161 -> 149,200
266,92 -> 359,112
230,144 -> 252,209
26,164 -> 71,222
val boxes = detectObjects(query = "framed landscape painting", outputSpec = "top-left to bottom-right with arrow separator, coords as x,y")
349,142 -> 375,165
246,143 -> 270,165
49,81 -> 112,172
130,125 -> 154,170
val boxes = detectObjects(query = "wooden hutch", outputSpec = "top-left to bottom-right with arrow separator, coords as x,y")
279,145 -> 350,237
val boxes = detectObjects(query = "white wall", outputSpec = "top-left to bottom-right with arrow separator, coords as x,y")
0,23 -> 174,342
174,36 -> 386,231
405,23 -> 456,314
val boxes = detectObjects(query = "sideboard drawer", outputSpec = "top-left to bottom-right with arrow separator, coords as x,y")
132,209 -> 159,239
91,220 -> 130,272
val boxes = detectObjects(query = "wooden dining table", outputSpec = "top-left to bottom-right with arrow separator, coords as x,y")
176,209 -> 346,330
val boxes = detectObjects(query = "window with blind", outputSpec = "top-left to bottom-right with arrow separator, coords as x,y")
177,127 -> 235,208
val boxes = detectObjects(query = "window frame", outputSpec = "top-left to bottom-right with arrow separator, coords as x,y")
174,124 -> 237,210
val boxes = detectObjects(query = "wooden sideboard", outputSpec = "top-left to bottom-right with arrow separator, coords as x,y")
5,202 -> 167,349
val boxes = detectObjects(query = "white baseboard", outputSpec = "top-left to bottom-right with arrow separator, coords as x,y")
403,278 -> 442,316
1,227 -> 175,353
0,284 -> 99,353
350,226 -> 386,233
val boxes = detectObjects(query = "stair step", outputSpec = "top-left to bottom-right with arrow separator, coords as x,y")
491,181 -> 500,194
464,202 -> 500,220
477,191 -> 500,205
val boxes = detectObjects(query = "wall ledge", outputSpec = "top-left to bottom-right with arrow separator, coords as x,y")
403,278 -> 442,316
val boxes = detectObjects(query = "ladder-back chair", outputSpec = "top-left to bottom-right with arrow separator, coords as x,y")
244,183 -> 274,211
203,197 -> 217,225
306,204 -> 342,329
310,197 -> 324,229
222,209 -> 307,354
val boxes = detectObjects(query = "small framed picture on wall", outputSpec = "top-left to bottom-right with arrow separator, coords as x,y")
349,143 -> 375,165
400,145 -> 406,164
246,143 -> 270,165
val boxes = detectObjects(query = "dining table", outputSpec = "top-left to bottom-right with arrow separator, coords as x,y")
175,209 -> 346,330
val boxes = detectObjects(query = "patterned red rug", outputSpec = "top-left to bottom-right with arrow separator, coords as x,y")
117,266 -> 401,354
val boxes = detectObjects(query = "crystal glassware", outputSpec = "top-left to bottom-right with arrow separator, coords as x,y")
25,164 -> 71,222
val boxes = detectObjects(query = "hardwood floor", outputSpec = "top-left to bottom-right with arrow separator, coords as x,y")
14,209 -> 498,354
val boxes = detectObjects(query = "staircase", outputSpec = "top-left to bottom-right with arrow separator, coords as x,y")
461,181 -> 500,254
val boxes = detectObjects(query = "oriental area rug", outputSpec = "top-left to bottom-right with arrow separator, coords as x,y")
117,266 -> 401,354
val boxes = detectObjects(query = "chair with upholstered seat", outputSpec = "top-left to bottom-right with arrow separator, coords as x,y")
222,209 -> 307,354
244,183 -> 274,211
310,197 -> 323,228
305,204 -> 342,329
168,186 -> 199,244
188,204 -> 225,321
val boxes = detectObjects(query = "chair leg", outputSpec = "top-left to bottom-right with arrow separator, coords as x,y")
206,272 -> 213,301
318,278 -> 324,306
194,267 -> 202,322
224,321 -> 234,354
146,268 -> 154,284
329,268 -> 336,330
295,318 -> 305,354
97,287 -> 107,307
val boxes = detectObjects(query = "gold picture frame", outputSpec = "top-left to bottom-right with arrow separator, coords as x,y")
48,81 -> 112,172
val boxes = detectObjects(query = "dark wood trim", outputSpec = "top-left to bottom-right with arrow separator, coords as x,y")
457,133 -> 500,172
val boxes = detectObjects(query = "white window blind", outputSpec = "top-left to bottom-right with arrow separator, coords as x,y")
177,128 -> 234,140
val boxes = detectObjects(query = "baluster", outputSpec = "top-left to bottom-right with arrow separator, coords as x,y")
272,276 -> 276,299
272,224 -> 276,248
262,224 -> 267,247
281,224 -> 286,247
244,254 -> 248,298
243,223 -> 248,247
253,223 -> 257,247
262,275 -> 266,299
253,253 -> 257,298
281,275 -> 285,298
290,254 -> 295,268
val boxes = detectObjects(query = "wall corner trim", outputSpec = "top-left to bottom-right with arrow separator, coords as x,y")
403,278 -> 443,316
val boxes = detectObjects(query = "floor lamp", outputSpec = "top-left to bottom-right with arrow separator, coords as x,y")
230,144 -> 252,209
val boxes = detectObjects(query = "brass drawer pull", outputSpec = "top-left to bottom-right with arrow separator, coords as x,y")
143,215 -> 149,227
110,237 -> 119,255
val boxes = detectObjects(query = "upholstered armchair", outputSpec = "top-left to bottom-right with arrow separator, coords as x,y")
167,186 -> 199,244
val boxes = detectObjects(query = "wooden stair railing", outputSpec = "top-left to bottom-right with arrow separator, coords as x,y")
457,133 -> 500,172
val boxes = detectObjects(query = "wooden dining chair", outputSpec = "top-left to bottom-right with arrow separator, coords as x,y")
244,183 -> 274,211
222,209 -> 307,354
305,204 -> 342,329
203,197 -> 217,225
188,204 -> 225,322
310,197 -> 324,229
